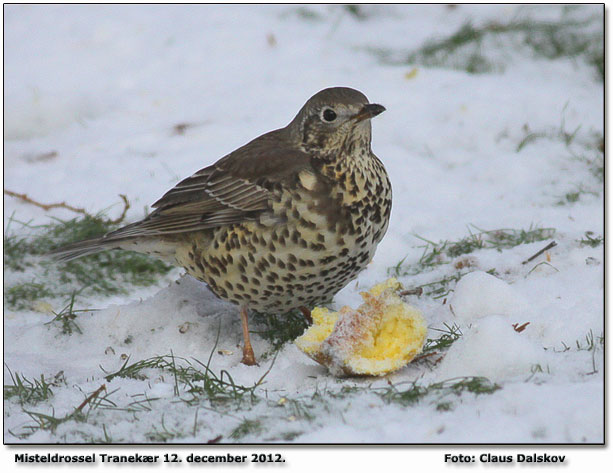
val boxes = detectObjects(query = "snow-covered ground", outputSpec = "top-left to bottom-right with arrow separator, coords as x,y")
3,4 -> 604,444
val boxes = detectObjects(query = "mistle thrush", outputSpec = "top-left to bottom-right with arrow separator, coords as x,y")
52,87 -> 392,365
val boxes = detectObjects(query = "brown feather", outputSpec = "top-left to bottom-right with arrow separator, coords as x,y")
101,129 -> 313,239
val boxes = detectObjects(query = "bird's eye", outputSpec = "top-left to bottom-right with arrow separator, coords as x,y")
322,108 -> 337,122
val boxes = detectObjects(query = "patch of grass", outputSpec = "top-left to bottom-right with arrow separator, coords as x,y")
523,18 -> 603,80
43,215 -> 115,250
422,323 -> 463,353
565,191 -> 580,203
403,16 -> 603,79
4,233 -> 33,272
474,225 -> 556,251
342,5 -> 368,20
573,146 -> 604,184
555,187 -> 599,206
379,376 -> 501,409
230,419 -> 264,440
251,309 -> 310,352
4,282 -> 53,311
436,401 -> 453,411
279,431 -> 304,441
276,397 -> 316,422
11,384 -> 109,439
102,353 -> 260,406
323,384 -> 366,400
98,425 -> 114,443
555,330 -> 603,374
145,415 -> 184,442
587,152 -> 604,182
516,110 -> 602,150
514,114 -> 603,207
44,292 -> 92,335
516,117 -> 603,196
551,330 -> 603,375
283,6 -> 323,21
125,394 -> 161,413
4,367 -> 55,405
394,225 -> 556,278
585,46 -> 604,80
4,213 -> 174,310
99,392 -> 162,415
578,231 -> 603,247
57,251 -> 173,297
516,118 -> 582,153
576,330 -> 603,375
525,363 -> 552,382
9,346 -> 278,439
5,214 -> 114,261
389,225 -> 553,299
87,424 -> 114,443
529,364 -> 550,374
362,9 -> 602,80
16,409 -> 87,438
407,22 -> 500,74
575,329 -> 604,352
418,271 -> 481,299
284,4 -> 371,23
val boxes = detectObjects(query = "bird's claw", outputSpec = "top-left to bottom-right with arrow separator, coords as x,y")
241,347 -> 258,366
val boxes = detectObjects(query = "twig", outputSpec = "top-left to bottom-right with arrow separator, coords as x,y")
412,351 -> 441,363
253,350 -> 279,388
4,189 -> 88,215
398,287 -> 423,297
522,241 -> 557,265
107,194 -> 130,225
526,261 -> 560,277
75,384 -> 106,413
512,322 -> 530,333
4,189 -> 130,225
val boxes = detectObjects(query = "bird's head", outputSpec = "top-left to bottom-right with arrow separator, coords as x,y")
288,87 -> 385,158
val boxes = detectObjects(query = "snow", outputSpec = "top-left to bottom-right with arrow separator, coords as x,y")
3,4 -> 603,446
435,314 -> 543,381
449,270 -> 531,321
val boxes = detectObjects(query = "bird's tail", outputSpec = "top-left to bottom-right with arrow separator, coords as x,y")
48,237 -> 118,262
48,219 -> 149,262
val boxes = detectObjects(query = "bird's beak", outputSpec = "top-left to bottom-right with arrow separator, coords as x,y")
352,103 -> 386,123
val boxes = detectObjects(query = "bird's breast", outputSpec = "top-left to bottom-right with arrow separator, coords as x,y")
176,154 -> 392,313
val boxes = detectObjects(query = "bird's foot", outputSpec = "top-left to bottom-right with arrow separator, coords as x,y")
241,346 -> 258,366
239,305 -> 258,366
298,306 -> 313,325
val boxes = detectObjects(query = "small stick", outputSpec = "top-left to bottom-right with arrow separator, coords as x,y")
398,287 -> 423,297
5,189 -> 130,224
107,194 -> 130,225
512,322 -> 530,333
526,261 -> 559,276
412,351 -> 440,363
75,384 -> 106,413
4,189 -> 87,215
522,241 -> 557,265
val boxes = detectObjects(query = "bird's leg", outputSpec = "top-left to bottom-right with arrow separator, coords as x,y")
240,305 -> 257,366
298,306 -> 313,325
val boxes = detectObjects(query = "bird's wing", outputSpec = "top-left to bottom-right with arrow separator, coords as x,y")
104,130 -> 313,239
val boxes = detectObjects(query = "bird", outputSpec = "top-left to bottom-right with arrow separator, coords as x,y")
51,87 -> 392,366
